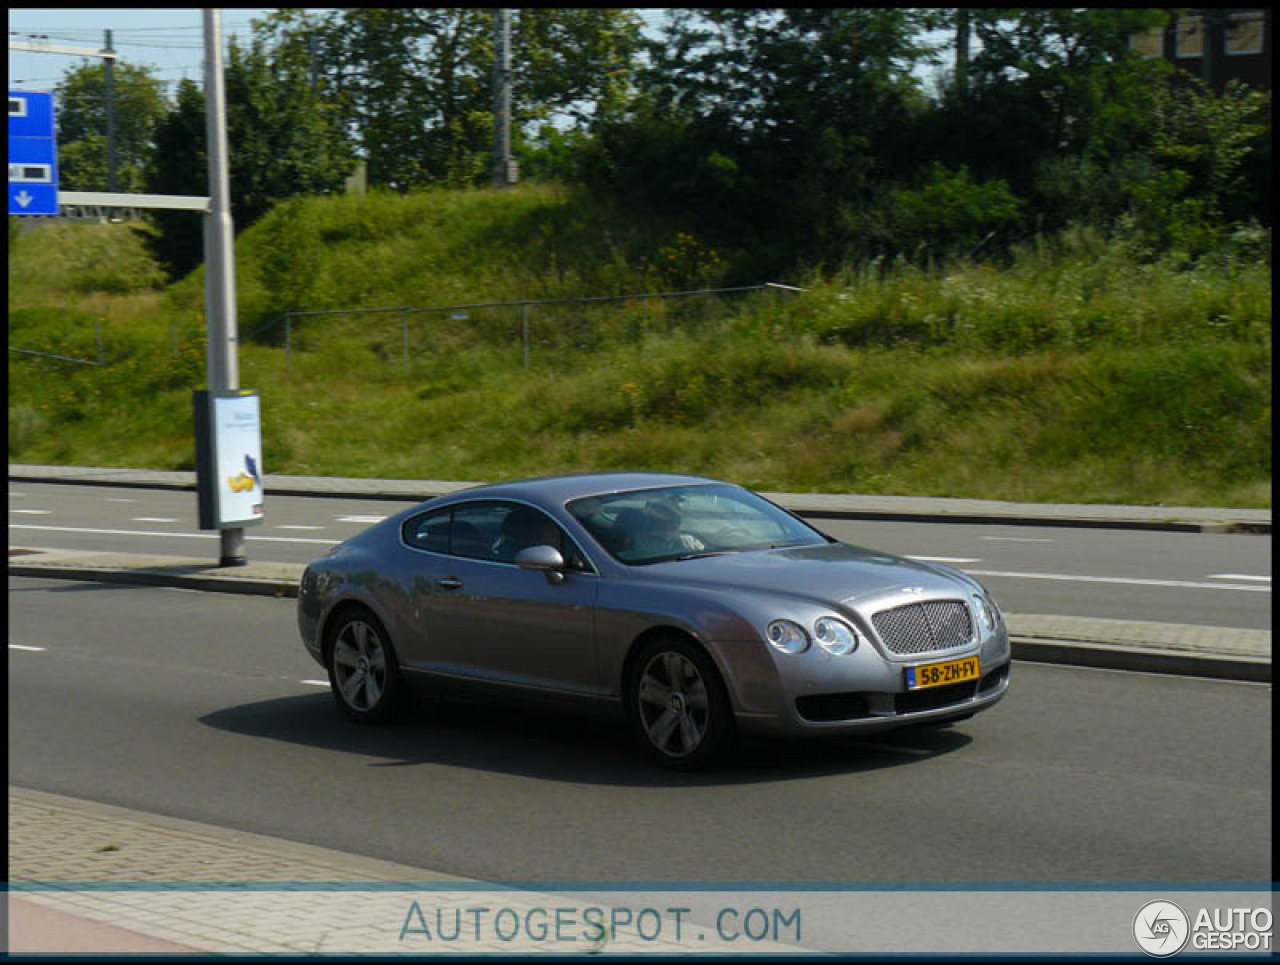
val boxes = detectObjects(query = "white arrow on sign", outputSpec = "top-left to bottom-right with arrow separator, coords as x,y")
14,190 -> 34,208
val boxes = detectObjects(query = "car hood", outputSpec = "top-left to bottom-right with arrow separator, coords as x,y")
635,541 -> 970,605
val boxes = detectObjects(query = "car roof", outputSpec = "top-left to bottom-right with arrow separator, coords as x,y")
443,472 -> 723,506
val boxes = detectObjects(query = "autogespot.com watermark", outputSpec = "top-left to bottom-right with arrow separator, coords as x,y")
398,900 -> 802,950
1134,899 -> 1273,957
11,882 -> 1274,954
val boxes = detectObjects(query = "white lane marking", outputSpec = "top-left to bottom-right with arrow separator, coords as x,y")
276,525 -> 327,531
299,679 -> 330,688
336,515 -> 385,524
1207,573 -> 1270,582
133,517 -> 180,523
964,568 -> 1270,593
106,498 -> 137,503
982,536 -> 1055,543
9,524 -> 338,546
908,556 -> 981,564
10,644 -> 46,652
10,492 -> 25,497
10,509 -> 51,515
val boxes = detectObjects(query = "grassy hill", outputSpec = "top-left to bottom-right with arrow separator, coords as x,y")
7,184 -> 1272,507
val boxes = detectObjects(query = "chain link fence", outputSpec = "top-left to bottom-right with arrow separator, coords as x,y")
239,283 -> 804,377
8,283 -> 804,379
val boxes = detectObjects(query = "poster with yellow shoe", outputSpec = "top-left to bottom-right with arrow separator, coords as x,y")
194,389 -> 265,530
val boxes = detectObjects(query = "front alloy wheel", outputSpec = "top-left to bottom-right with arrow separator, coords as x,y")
326,609 -> 405,723
629,636 -> 733,770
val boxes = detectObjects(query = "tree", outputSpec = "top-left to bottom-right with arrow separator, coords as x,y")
931,8 -> 1269,247
142,29 -> 357,279
55,60 -> 168,192
933,9 -> 1173,203
589,9 -> 942,272
255,8 -> 644,191
223,33 -> 357,227
143,78 -> 206,278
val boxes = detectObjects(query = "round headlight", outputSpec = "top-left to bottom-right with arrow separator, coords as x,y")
972,594 -> 995,632
766,620 -> 809,654
814,616 -> 859,655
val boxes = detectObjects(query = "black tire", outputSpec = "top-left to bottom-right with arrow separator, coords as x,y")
325,607 -> 407,724
626,634 -> 734,770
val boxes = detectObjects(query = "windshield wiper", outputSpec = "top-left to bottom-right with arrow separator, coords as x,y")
673,550 -> 736,561
674,542 -> 811,561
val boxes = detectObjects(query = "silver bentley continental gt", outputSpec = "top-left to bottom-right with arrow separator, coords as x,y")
298,473 -> 1011,769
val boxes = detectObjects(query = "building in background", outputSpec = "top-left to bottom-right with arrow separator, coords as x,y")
1130,9 -> 1270,92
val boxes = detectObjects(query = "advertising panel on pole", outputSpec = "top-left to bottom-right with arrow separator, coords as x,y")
194,389 -> 265,529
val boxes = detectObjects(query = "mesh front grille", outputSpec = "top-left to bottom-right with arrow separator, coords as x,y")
872,601 -> 972,655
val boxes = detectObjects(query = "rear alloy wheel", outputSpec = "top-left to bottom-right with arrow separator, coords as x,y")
326,608 -> 406,723
628,635 -> 733,770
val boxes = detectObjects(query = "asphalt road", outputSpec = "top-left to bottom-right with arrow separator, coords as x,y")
8,576 -> 1271,883
9,481 -> 1273,629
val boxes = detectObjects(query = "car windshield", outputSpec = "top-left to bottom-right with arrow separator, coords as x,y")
566,483 -> 829,565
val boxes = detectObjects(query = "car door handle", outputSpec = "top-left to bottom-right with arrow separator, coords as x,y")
435,577 -> 463,590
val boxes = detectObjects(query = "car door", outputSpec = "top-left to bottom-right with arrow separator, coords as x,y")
423,500 -> 601,694
397,505 -> 461,675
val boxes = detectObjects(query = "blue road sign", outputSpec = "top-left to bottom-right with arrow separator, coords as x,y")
9,90 -> 59,215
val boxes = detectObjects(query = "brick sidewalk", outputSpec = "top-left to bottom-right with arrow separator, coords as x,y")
6,788 -> 805,955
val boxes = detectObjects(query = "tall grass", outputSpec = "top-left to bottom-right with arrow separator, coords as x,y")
7,188 -> 1271,507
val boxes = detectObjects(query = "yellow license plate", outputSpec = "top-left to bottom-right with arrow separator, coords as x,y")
905,656 -> 979,690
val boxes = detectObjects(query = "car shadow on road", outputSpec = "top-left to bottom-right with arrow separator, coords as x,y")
198,692 -> 973,788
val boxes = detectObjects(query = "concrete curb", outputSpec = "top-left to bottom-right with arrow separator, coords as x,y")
8,550 -> 299,598
1007,639 -> 1269,683
10,547 -> 1270,683
9,465 -> 1271,534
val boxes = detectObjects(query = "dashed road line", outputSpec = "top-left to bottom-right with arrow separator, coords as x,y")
982,536 -> 1055,543
908,556 -> 982,564
964,568 -> 1271,593
335,515 -> 386,524
10,509 -> 51,515
9,524 -> 338,546
133,517 -> 180,523
1206,573 -> 1270,582
9,644 -> 46,652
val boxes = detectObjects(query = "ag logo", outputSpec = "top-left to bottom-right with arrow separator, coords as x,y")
1134,900 -> 1190,957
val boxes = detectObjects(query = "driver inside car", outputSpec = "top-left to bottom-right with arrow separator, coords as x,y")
625,500 -> 706,559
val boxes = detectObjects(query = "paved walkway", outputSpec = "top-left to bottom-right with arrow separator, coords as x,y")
6,789 -> 802,955
7,783 -> 819,957
9,464 -> 1272,532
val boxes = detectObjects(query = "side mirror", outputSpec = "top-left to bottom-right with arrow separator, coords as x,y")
514,545 -> 566,585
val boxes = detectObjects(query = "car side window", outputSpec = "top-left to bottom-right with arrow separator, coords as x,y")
405,501 -> 592,571
403,508 -> 450,553
452,502 -> 511,560
484,503 -> 573,566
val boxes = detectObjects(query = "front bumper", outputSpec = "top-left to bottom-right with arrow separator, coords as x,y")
711,622 -> 1013,738
733,659 -> 1011,737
